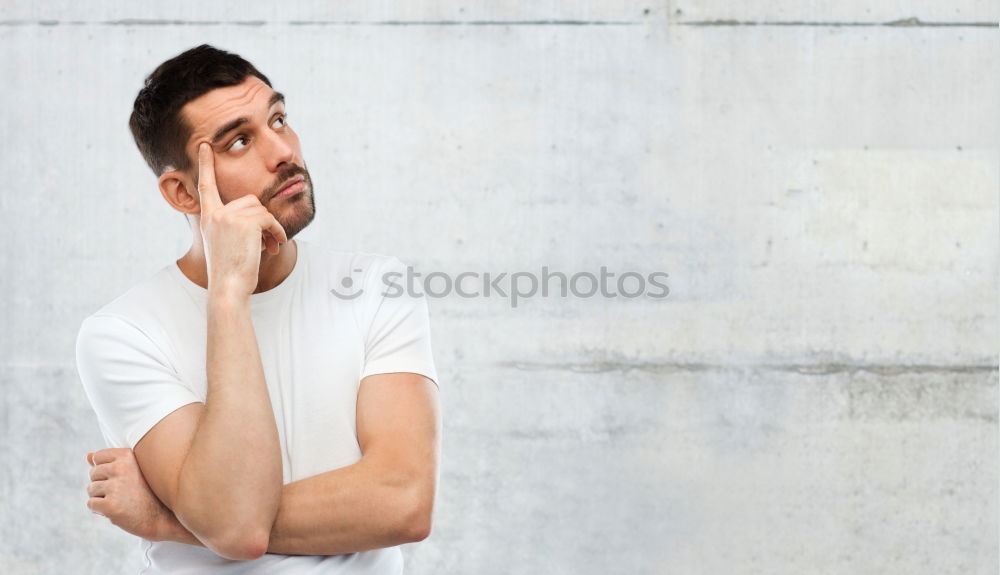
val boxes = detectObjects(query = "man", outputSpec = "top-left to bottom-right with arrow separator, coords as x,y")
75,44 -> 441,573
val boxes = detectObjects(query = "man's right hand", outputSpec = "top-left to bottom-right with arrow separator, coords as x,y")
197,142 -> 288,297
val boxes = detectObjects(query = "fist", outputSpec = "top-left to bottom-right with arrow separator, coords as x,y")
86,448 -> 170,541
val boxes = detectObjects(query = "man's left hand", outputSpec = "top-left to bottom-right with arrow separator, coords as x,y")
86,448 -> 173,541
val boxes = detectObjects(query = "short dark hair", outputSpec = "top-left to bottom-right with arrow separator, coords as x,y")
129,44 -> 272,176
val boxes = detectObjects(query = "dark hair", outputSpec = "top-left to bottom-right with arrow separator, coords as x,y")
128,44 -> 272,176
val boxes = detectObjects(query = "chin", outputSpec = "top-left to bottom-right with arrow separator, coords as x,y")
277,193 -> 316,240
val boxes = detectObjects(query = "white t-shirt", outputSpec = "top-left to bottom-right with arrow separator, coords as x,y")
75,239 -> 438,574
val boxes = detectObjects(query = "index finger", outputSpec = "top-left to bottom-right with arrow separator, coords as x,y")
264,214 -> 288,245
91,448 -> 130,466
197,142 -> 222,213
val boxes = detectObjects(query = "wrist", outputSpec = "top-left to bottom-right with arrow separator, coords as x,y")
152,510 -> 181,543
207,282 -> 252,306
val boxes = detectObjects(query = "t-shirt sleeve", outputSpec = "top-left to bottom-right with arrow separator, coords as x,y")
75,314 -> 203,449
359,257 -> 439,387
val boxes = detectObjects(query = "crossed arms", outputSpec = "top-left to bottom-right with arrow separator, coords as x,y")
85,290 -> 441,560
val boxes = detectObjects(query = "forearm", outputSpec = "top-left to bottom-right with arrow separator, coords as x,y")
159,457 -> 418,555
268,456 -> 419,555
173,290 -> 283,547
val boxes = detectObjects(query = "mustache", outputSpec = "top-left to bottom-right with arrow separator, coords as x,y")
265,164 -> 310,201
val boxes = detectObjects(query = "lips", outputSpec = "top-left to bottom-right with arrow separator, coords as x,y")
273,175 -> 306,200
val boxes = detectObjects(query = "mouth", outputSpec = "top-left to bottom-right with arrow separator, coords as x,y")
273,175 -> 306,200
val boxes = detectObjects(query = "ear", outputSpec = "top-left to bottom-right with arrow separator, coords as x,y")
158,169 -> 201,216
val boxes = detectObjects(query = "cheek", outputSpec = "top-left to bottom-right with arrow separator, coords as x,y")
213,167 -> 256,202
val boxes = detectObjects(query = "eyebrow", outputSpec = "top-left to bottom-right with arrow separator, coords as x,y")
209,91 -> 285,146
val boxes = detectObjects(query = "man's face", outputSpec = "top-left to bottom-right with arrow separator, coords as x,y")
179,75 -> 315,240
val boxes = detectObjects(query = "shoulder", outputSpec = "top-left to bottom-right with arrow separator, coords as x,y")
76,264 -> 181,346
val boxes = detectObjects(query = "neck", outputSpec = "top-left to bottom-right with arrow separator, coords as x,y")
177,226 -> 298,294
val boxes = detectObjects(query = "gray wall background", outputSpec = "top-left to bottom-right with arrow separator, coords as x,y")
1,1 -> 997,574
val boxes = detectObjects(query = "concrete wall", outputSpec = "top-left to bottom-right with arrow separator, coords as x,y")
1,1 -> 997,573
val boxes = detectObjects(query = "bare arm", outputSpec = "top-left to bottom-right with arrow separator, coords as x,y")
131,143 -> 288,560
177,292 -> 283,551
158,456 -> 422,553
147,372 -> 440,555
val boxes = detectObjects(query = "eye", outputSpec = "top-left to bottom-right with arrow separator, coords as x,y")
228,136 -> 249,152
272,114 -> 288,129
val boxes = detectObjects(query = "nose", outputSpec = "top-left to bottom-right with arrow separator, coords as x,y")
261,127 -> 296,173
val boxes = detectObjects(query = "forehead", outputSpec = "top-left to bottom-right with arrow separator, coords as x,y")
181,76 -> 277,144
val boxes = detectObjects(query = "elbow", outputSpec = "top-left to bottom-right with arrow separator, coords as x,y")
400,495 -> 434,543
209,528 -> 270,561
172,503 -> 271,560
406,518 -> 432,543
171,491 -> 275,560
